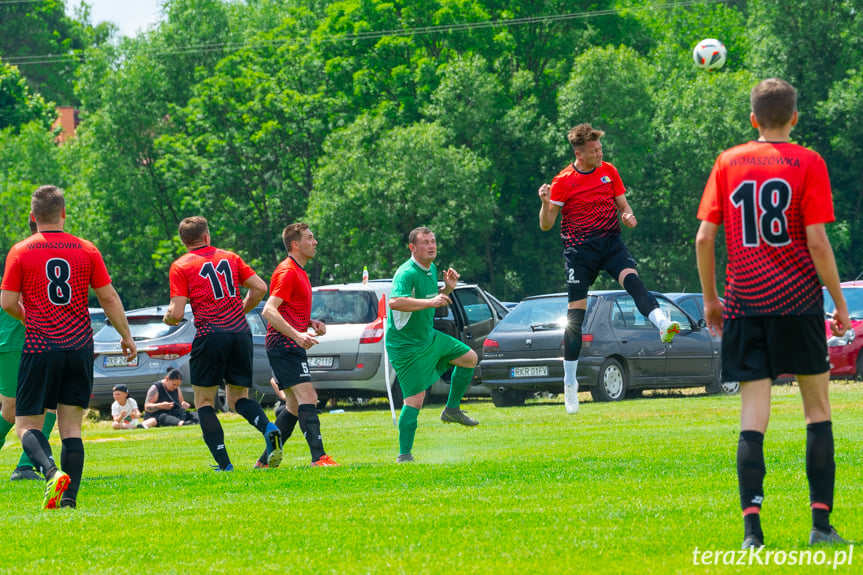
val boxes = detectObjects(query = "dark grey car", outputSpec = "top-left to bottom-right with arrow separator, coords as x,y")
480,290 -> 731,407
91,303 -> 275,412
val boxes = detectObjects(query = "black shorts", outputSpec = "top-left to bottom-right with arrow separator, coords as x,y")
16,347 -> 94,415
190,332 -> 253,388
722,315 -> 829,382
267,347 -> 311,389
564,235 -> 637,302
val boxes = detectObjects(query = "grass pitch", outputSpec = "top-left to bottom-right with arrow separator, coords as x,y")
0,382 -> 860,574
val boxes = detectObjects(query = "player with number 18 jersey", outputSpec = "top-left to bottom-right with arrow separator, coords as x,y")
697,141 -> 834,319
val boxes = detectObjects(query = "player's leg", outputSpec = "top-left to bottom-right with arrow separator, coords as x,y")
55,403 -> 86,508
440,337 -> 480,426
293,381 -> 337,466
562,245 -> 598,415
797,372 -> 845,544
191,335 -> 233,470
0,350 -> 20,451
397,390 -> 423,462
256,382 -> 298,468
12,409 -> 54,480
226,334 -> 282,467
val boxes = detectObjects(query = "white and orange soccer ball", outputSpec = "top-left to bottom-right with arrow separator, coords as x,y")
693,38 -> 727,70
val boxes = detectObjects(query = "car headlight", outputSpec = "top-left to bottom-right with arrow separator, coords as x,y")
827,328 -> 855,347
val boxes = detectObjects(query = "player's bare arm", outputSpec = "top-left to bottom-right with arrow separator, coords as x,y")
695,220 -> 723,336
390,293 -> 452,312
0,290 -> 25,321
806,223 -> 850,336
94,283 -> 137,361
538,184 -> 560,231
241,273 -> 267,314
261,295 -> 319,349
614,195 -> 637,228
163,295 -> 187,326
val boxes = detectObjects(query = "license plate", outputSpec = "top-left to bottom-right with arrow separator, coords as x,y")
510,366 -> 548,378
308,356 -> 334,368
103,355 -> 139,368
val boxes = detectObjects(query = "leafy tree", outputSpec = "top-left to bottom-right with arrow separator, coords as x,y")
307,117 -> 495,284
0,60 -> 55,132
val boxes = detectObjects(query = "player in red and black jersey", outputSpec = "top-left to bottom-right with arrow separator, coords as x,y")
538,123 -> 680,416
696,79 -> 851,549
1,185 -> 136,509
163,216 -> 281,471
260,223 -> 338,467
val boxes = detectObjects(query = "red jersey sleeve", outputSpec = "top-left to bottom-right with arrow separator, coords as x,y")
697,155 -> 725,225
234,254 -> 255,285
609,164 -> 626,197
1,245 -> 23,292
271,264 -> 295,301
86,242 -> 112,289
801,154 -> 834,226
168,261 -> 189,298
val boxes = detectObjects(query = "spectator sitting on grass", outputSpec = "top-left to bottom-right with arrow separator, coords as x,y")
143,369 -> 198,427
111,384 -> 151,429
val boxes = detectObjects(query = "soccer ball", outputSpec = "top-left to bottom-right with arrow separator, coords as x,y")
693,38 -> 727,70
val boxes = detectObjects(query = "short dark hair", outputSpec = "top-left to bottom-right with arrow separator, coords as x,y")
566,123 -> 605,153
178,216 -> 209,246
166,368 -> 182,381
408,226 -> 433,245
751,78 -> 797,130
31,185 -> 65,225
282,222 -> 309,252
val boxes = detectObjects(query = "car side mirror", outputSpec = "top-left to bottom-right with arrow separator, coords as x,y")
697,318 -> 707,329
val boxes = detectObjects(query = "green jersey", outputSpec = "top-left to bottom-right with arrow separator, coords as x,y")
0,309 -> 24,353
386,258 -> 439,354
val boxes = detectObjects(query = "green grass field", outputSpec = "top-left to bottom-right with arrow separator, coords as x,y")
1,382 -> 860,574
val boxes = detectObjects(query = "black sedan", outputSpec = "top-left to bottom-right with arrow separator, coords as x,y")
480,290 -> 732,406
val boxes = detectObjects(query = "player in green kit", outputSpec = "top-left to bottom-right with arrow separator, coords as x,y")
387,227 -> 479,463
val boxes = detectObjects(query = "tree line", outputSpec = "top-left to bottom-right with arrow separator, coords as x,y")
2,0 -> 862,309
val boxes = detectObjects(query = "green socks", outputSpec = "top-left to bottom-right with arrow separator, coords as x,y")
446,366 -> 474,409
0,416 -> 13,451
398,405 -> 419,455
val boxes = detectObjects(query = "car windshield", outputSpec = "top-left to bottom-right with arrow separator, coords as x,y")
494,296 -> 592,333
312,290 -> 377,324
825,286 -> 863,320
94,316 -> 184,342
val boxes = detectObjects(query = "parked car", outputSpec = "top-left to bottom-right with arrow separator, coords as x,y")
305,279 -> 508,406
88,308 -> 107,334
823,280 -> 863,379
480,290 -> 736,407
91,303 -> 275,412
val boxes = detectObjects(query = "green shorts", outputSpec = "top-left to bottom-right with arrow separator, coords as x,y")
0,351 -> 21,398
387,331 -> 470,397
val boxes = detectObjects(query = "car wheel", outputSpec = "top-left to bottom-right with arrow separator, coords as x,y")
706,363 -> 739,395
490,388 -> 527,408
590,358 -> 626,402
856,353 -> 863,381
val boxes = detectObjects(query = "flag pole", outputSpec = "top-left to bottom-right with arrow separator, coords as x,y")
379,294 -> 397,427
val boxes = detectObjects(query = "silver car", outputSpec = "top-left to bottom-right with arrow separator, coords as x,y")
91,303 -> 274,413
307,279 -> 506,406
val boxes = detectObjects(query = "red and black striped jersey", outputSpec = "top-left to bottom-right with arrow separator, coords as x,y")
550,161 -> 626,247
265,256 -> 311,351
169,246 -> 255,336
698,141 -> 834,318
1,231 -> 111,352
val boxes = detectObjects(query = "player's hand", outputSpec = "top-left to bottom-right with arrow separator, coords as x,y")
181,401 -> 190,409
121,336 -> 137,362
621,212 -> 637,228
538,184 -> 551,203
296,332 -> 319,349
443,267 -> 459,291
310,319 -> 327,336
703,297 -> 724,337
830,307 -> 851,337
429,294 -> 452,308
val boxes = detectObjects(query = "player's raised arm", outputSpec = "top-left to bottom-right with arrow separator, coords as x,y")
538,184 -> 560,231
